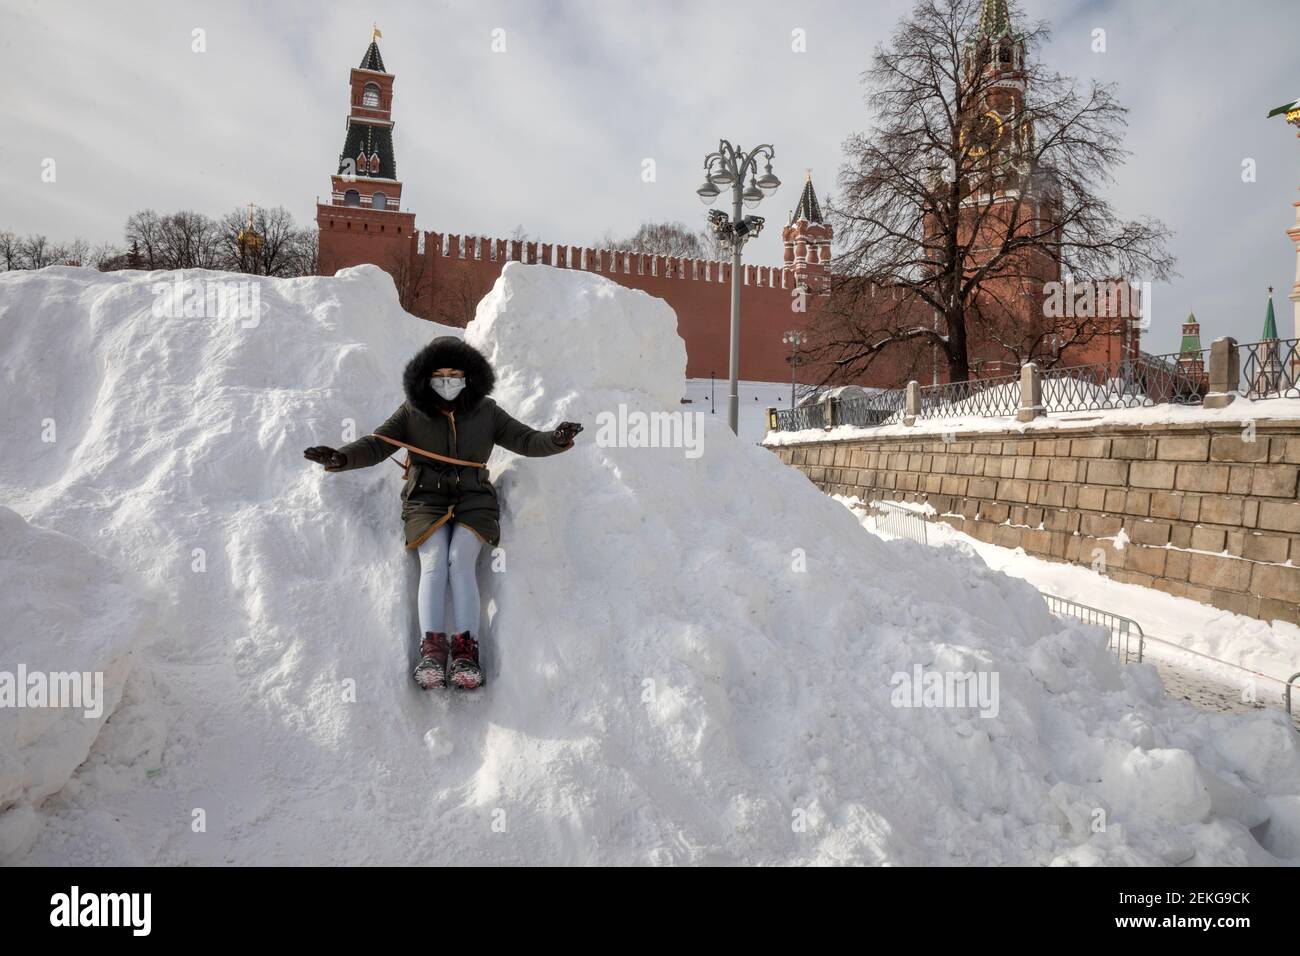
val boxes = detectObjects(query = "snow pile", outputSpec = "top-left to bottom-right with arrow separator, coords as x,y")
845,495 -> 1300,692
2,262 -> 1299,865
0,506 -> 157,859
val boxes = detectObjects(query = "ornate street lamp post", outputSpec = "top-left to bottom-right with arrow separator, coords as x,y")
1267,96 -> 1300,376
697,141 -> 781,434
782,329 -> 805,408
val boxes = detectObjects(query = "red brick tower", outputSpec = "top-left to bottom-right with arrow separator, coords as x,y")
1177,311 -> 1205,378
782,172 -> 832,295
933,0 -> 1084,377
316,33 -> 416,277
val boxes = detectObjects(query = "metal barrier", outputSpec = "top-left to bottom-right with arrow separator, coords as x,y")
916,374 -> 1021,420
1040,592 -> 1145,664
1040,351 -> 1207,412
766,338 -> 1299,433
1240,338 -> 1300,401
772,402 -> 829,432
870,501 -> 929,545
837,389 -> 907,427
858,515 -> 1298,723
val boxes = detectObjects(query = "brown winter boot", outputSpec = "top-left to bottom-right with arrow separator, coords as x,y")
448,632 -> 484,690
414,632 -> 450,689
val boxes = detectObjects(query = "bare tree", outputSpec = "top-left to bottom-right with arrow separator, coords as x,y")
290,228 -> 318,276
0,232 -> 19,270
426,263 -> 487,328
815,0 -> 1175,384
388,243 -> 430,314
19,234 -> 56,269
62,237 -> 90,267
124,210 -> 166,269
0,233 -> 90,269
217,205 -> 308,276
89,241 -> 125,271
601,220 -> 726,260
157,210 -> 223,269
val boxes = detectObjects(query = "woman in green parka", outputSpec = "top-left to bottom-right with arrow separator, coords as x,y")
304,336 -> 581,690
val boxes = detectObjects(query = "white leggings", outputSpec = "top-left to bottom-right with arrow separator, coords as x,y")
416,522 -> 484,637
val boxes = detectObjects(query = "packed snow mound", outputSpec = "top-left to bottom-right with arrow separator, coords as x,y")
0,506 -> 156,859
468,262 -> 686,411
1,262 -> 1298,865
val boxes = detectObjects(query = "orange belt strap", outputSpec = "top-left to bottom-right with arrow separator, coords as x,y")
372,433 -> 486,471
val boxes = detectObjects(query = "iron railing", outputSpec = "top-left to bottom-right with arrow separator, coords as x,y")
1040,593 -> 1145,664
1039,350 -> 1208,412
1240,337 -> 1300,401
767,339 -> 1298,432
916,373 -> 1021,420
869,501 -> 930,545
772,402 -> 829,432
837,389 -> 907,427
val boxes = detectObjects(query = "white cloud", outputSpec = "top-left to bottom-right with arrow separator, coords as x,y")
2,0 -> 1296,350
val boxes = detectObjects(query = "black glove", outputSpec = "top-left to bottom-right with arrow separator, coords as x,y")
552,422 -> 583,448
304,446 -> 346,469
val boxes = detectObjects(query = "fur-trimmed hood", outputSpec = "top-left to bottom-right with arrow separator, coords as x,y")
402,336 -> 495,418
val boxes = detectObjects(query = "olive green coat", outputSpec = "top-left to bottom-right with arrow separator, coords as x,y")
331,398 -> 565,548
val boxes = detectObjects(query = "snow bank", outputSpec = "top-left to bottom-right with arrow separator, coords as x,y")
2,262 -> 1298,865
847,495 -> 1300,692
0,506 -> 156,859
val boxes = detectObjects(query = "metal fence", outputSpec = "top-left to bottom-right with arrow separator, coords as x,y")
862,514 -> 1145,664
769,338 -> 1299,433
837,389 -> 907,427
773,402 -> 829,432
1040,351 -> 1208,412
1240,337 -> 1300,401
857,510 -> 1299,723
916,373 -> 1021,420
1040,593 -> 1145,664
869,501 -> 929,545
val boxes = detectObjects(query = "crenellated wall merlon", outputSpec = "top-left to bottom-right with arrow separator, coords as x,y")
415,229 -> 811,288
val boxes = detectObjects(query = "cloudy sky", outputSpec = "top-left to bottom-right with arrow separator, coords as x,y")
3,0 -> 1297,352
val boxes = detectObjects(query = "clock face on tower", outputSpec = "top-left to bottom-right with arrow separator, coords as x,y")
962,110 -> 1005,158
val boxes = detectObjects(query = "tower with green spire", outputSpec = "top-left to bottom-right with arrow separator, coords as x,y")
1177,311 -> 1205,379
961,0 -> 1034,186
1261,287 -> 1279,341
978,0 -> 1011,37
1250,288 -> 1286,396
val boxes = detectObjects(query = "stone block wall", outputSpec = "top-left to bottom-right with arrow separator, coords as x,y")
769,420 -> 1300,624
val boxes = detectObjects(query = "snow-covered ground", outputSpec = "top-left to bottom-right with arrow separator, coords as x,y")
839,495 -> 1300,715
2,263 -> 1299,865
764,394 -> 1300,446
683,378 -> 792,444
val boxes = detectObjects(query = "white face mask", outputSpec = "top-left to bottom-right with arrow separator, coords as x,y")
431,376 -> 466,401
